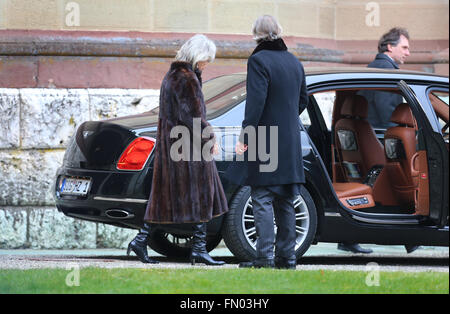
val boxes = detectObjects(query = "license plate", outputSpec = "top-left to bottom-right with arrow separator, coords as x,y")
59,177 -> 91,196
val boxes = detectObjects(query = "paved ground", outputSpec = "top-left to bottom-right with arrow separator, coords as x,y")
0,243 -> 448,272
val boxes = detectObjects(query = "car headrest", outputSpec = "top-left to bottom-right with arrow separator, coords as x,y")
390,103 -> 415,127
341,95 -> 369,119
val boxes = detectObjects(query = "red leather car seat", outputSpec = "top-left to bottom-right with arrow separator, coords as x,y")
334,95 -> 386,182
383,103 -> 418,207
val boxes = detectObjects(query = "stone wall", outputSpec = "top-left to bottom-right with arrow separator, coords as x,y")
1,0 -> 448,41
0,87 -> 159,249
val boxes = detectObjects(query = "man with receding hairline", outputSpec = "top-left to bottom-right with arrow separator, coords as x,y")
366,27 -> 411,129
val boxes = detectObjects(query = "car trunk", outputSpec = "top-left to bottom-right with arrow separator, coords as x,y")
64,111 -> 159,171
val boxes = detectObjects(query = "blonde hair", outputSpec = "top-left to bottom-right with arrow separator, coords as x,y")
175,34 -> 216,69
252,15 -> 283,43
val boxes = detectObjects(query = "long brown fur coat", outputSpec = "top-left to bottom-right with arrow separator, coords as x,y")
144,61 -> 229,223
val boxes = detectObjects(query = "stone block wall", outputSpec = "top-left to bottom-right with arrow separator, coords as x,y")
1,0 -> 448,41
0,87 -> 159,249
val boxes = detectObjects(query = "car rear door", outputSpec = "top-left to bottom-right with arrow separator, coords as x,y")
398,80 -> 449,228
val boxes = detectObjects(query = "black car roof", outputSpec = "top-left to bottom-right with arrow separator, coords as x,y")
232,67 -> 449,80
305,66 -> 447,77
303,67 -> 449,86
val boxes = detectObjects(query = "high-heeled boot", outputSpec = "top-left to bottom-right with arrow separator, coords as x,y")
190,223 -> 225,266
127,223 -> 158,264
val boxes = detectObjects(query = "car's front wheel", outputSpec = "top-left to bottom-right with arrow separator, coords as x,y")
222,186 -> 318,261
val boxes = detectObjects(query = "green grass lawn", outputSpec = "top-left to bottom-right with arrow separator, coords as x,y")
0,268 -> 448,294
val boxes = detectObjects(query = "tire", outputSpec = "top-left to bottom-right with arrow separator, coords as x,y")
147,229 -> 222,259
222,185 -> 318,261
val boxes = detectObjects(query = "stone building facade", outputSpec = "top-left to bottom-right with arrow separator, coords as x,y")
0,0 -> 448,248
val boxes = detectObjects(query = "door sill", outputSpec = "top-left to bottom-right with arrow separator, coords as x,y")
351,214 -> 420,225
341,207 -> 424,225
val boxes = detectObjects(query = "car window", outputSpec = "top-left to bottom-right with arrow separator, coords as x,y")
428,90 -> 449,142
300,109 -> 311,127
311,88 -> 405,133
431,91 -> 449,105
203,75 -> 247,119
357,89 -> 405,131
311,91 -> 335,130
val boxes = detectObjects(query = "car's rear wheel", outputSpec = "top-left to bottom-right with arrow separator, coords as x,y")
222,186 -> 317,261
147,230 -> 222,258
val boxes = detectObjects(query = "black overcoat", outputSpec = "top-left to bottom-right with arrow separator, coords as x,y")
144,61 -> 229,224
368,53 -> 400,69
362,53 -> 403,128
225,39 -> 308,187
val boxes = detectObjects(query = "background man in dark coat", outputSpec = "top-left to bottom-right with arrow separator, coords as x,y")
365,27 -> 410,129
227,15 -> 308,269
339,27 -> 411,254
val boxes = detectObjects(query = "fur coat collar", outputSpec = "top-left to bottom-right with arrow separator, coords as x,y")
169,61 -> 203,86
251,38 -> 288,56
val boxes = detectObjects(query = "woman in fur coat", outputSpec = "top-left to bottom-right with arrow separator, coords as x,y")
127,35 -> 229,265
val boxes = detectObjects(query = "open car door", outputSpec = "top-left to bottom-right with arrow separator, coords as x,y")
398,80 -> 449,228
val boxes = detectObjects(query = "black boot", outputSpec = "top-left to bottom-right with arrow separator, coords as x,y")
239,258 -> 275,269
127,223 -> 158,264
337,243 -> 373,254
275,256 -> 297,270
190,223 -> 225,266
405,245 -> 420,254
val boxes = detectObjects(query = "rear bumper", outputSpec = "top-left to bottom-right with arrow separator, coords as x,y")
54,166 -> 226,234
54,166 -> 152,229
56,197 -> 147,229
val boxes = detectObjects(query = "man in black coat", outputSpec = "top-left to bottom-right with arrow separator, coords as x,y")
364,27 -> 410,129
226,15 -> 308,269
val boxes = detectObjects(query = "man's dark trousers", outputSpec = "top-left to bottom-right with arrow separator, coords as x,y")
251,186 -> 297,260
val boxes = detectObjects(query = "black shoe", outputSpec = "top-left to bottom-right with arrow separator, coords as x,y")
405,245 -> 420,254
337,243 -> 373,254
190,223 -> 225,266
239,258 -> 275,269
275,257 -> 297,270
127,223 -> 159,264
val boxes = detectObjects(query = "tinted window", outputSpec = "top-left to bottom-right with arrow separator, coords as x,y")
138,74 -> 247,120
311,91 -> 335,130
428,90 -> 449,142
203,74 -> 247,119
299,109 -> 311,127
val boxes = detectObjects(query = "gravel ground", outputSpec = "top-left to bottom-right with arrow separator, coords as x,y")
0,244 -> 448,272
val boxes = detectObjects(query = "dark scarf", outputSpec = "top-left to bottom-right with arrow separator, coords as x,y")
251,38 -> 288,56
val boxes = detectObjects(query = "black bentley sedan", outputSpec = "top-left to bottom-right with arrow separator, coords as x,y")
54,67 -> 449,261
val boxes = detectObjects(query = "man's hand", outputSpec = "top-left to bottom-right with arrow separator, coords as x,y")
235,141 -> 248,155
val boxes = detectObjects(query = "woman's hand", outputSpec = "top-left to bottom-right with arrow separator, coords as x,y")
212,142 -> 220,155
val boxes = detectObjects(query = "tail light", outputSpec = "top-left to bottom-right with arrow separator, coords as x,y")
117,137 -> 156,171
